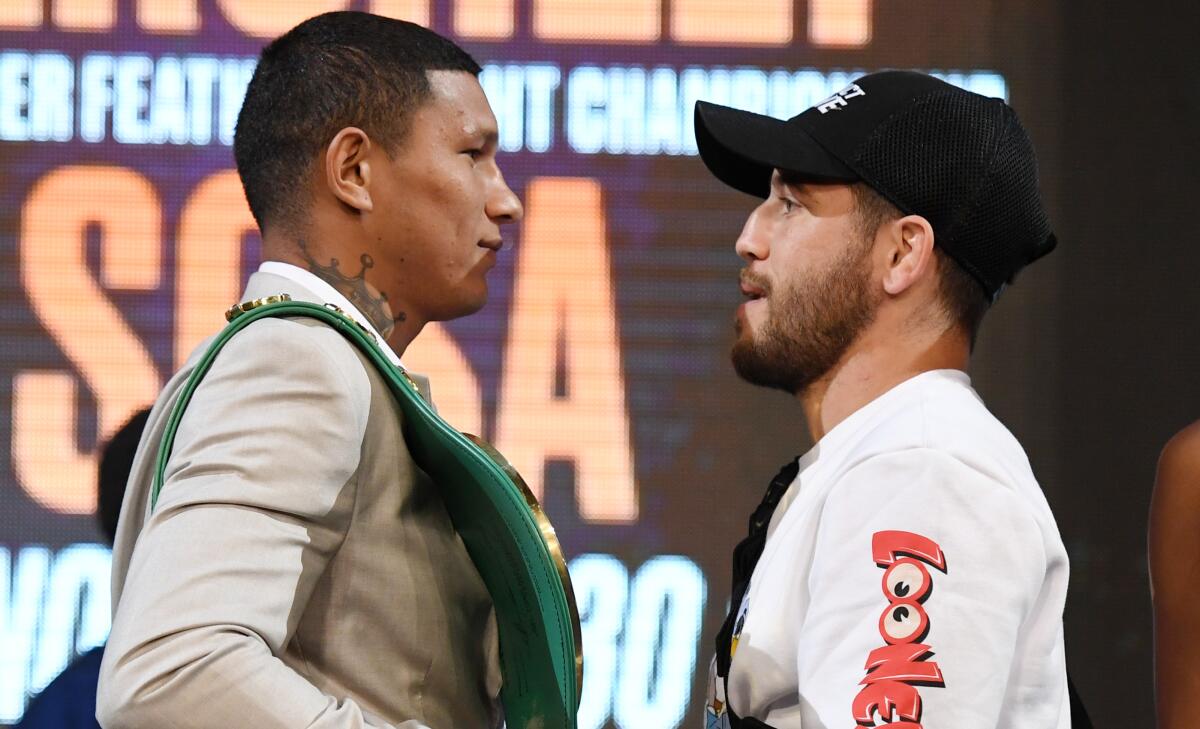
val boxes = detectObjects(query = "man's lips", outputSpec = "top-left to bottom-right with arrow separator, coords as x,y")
740,284 -> 765,300
477,241 -> 501,273
739,276 -> 767,300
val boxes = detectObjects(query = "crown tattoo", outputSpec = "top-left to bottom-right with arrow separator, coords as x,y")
298,241 -> 397,338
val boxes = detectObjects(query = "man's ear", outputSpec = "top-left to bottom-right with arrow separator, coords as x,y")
880,214 -> 936,296
324,127 -> 373,213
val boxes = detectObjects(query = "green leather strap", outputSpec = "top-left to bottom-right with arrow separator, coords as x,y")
151,299 -> 580,729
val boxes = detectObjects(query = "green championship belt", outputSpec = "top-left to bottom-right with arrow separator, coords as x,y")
149,295 -> 582,729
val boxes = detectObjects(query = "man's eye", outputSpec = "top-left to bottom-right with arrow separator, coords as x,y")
781,198 -> 796,214
463,148 -> 483,161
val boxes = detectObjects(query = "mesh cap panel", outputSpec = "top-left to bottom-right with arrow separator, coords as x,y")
853,90 -> 1053,296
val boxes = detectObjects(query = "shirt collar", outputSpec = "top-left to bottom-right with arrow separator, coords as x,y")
257,260 -> 404,367
798,368 -> 973,470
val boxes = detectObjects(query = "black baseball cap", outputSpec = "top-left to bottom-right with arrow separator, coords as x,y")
694,70 -> 1056,301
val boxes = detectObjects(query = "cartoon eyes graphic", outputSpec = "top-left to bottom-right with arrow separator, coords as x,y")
878,558 -> 933,644
882,558 -> 932,603
879,599 -> 930,644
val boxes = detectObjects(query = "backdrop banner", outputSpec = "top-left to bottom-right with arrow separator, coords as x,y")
0,3 -> 1033,727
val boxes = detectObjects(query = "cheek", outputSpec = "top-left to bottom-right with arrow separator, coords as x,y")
386,164 -> 491,282
436,173 -> 488,242
398,157 -> 473,217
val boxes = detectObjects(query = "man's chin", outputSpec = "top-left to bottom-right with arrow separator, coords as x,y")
731,336 -> 823,395
454,279 -> 490,317
426,289 -> 488,323
731,340 -> 787,392
444,298 -> 487,320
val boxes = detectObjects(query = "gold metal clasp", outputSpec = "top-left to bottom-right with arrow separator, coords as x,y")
225,293 -> 292,322
397,367 -> 421,392
323,303 -> 377,342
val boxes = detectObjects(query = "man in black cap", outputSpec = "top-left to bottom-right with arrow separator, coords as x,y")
695,71 -> 1070,728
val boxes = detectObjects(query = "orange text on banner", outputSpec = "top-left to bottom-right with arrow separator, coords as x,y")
670,0 -> 792,45
214,0 -> 429,38
0,0 -> 428,33
175,169 -> 255,367
14,165 -> 163,514
808,0 -> 872,46
453,0 -> 513,39
532,0 -> 659,42
495,177 -> 637,523
11,167 -> 632,521
0,0 -> 871,47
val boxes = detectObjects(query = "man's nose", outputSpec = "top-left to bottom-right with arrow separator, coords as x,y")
488,169 -> 523,224
734,203 -> 770,262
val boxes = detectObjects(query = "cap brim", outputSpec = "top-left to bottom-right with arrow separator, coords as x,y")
695,101 -> 859,198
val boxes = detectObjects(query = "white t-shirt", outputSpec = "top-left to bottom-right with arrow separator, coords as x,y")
704,370 -> 1070,729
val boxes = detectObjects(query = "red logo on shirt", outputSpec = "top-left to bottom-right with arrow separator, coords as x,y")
851,531 -> 948,727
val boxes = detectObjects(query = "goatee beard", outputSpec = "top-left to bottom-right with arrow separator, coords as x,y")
731,243 -> 877,395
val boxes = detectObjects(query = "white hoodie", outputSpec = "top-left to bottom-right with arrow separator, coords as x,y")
704,370 -> 1070,729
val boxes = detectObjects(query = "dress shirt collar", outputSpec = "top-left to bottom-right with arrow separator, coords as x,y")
257,260 -> 404,367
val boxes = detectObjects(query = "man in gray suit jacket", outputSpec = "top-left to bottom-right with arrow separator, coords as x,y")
98,11 -> 523,728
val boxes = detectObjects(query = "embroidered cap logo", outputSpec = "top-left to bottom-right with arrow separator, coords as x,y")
816,83 -> 866,114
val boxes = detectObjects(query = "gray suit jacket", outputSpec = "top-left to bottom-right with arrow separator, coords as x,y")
98,272 -> 502,728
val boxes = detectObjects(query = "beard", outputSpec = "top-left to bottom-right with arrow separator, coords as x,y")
731,239 -> 878,395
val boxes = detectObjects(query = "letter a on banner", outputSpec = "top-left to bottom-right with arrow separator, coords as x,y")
496,177 -> 637,523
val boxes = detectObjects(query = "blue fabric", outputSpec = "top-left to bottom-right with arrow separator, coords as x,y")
14,645 -> 103,729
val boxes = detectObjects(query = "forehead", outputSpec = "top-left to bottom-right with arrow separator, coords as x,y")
422,70 -> 497,137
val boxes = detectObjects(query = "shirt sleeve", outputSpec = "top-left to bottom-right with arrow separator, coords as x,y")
792,447 -> 1049,728
97,318 -> 414,729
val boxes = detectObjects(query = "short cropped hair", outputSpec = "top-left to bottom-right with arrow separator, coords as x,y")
234,11 -> 482,233
851,183 -> 990,343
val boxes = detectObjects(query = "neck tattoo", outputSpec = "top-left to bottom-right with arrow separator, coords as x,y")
297,240 -> 404,339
